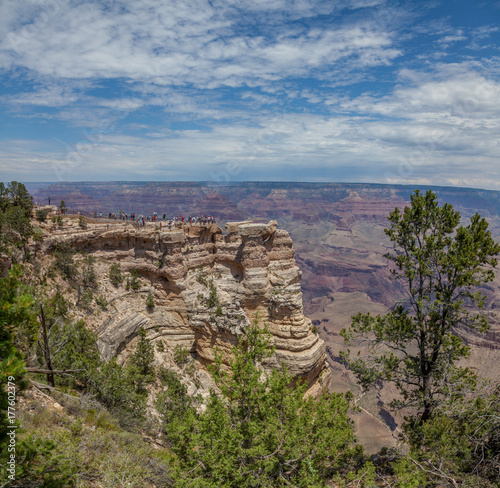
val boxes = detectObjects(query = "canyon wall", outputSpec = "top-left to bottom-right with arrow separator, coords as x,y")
39,218 -> 331,397
30,181 -> 500,451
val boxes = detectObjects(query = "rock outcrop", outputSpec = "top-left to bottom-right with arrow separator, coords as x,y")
39,219 -> 331,396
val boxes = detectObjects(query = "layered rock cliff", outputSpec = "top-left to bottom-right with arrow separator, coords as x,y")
28,182 -> 500,452
38,218 -> 331,397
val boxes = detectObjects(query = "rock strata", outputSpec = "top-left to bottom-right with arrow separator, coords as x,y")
39,219 -> 330,395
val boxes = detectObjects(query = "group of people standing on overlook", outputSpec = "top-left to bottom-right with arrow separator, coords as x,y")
39,197 -> 217,230
91,211 -> 216,229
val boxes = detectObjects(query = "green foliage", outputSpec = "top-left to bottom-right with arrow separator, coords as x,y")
163,321 -> 364,487
85,358 -> 148,429
0,267 -> 32,447
26,299 -> 147,429
128,327 -> 155,393
56,215 -> 63,226
341,190 -> 500,423
129,328 -> 154,377
129,268 -> 140,290
109,262 -> 124,287
53,243 -> 77,281
2,400 -> 174,488
0,182 -> 33,256
146,291 -> 155,309
95,294 -> 107,310
39,320 -> 150,430
35,209 -> 48,222
391,457 -> 428,488
312,325 -> 318,334
32,226 -> 44,243
0,434 -> 76,487
392,385 -> 500,487
28,300 -> 147,429
0,181 -> 32,213
79,288 -> 93,310
58,200 -> 66,214
75,255 -> 98,309
207,279 -> 218,308
173,345 -> 190,365
215,304 -> 222,316
156,367 -> 196,431
50,319 -> 100,378
78,215 -> 87,229
196,265 -> 208,285
81,255 -> 97,289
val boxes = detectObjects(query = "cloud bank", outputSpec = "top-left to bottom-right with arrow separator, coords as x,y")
0,0 -> 499,189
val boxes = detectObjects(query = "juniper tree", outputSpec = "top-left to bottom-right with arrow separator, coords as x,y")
0,182 -> 33,256
0,267 -> 32,445
341,189 -> 500,424
162,321 -> 370,488
128,327 -> 155,393
109,263 -> 124,286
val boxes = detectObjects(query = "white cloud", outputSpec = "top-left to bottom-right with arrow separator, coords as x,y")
3,85 -> 80,107
0,0 -> 401,89
1,1 -> 500,190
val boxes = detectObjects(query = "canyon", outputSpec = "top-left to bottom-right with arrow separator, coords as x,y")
36,215 -> 330,400
29,181 -> 500,451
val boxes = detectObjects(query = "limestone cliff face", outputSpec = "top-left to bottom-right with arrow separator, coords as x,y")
40,219 -> 331,396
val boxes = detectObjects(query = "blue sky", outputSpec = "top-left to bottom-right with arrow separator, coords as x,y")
0,0 -> 499,188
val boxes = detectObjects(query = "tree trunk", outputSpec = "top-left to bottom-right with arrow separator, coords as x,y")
39,304 -> 55,388
421,373 -> 433,423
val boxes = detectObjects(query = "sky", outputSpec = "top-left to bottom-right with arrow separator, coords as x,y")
0,0 -> 499,189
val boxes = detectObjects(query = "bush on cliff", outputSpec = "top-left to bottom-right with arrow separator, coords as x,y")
159,321 -> 373,488
109,263 -> 124,286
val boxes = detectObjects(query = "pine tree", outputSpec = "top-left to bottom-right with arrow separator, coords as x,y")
341,189 -> 500,423
128,327 -> 154,392
0,267 -> 32,446
162,320 -> 370,487
145,291 -> 155,309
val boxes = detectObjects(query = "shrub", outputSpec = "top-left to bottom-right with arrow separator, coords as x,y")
207,280 -> 218,308
80,288 -> 93,310
95,295 -> 107,310
81,255 -> 97,290
196,266 -> 207,286
32,226 -> 44,242
130,269 -> 140,291
53,243 -> 77,280
162,321 -> 367,487
78,215 -> 87,229
156,368 -> 196,428
85,358 -> 148,429
35,208 -> 48,222
128,328 -> 155,394
146,291 -> 155,309
109,263 -> 124,286
173,345 -> 190,365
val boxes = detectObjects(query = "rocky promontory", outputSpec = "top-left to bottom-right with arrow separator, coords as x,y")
38,217 -> 331,397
